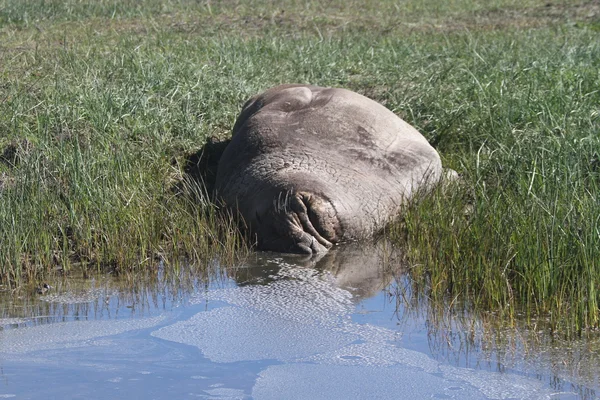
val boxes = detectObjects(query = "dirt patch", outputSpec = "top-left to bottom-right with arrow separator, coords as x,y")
2,1 -> 599,45
0,139 -> 32,168
537,0 -> 600,20
455,0 -> 600,31
113,1 -> 600,37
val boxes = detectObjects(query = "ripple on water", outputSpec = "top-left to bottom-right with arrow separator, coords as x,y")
0,318 -> 29,326
252,363 -> 488,400
41,288 -> 119,304
0,315 -> 166,355
152,263 -> 558,399
194,266 -> 356,324
151,306 -> 358,363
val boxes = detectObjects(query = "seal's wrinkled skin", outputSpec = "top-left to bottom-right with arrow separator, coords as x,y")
216,84 -> 442,254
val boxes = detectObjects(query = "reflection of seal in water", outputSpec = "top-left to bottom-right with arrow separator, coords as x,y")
232,242 -> 399,302
216,84 -> 442,254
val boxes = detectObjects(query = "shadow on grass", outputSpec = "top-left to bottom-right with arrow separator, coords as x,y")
175,137 -> 231,198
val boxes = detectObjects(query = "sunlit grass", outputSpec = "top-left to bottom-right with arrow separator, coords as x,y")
387,27 -> 600,334
0,0 -> 598,333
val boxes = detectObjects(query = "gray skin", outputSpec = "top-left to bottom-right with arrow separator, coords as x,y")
215,84 -> 442,254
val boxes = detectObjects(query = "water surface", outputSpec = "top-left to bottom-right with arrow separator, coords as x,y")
0,244 -> 598,399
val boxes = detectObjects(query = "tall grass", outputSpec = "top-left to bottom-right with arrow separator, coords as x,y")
388,29 -> 600,334
0,38 -> 249,282
0,0 -> 598,332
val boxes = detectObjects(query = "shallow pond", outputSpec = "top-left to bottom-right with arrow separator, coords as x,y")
0,244 -> 598,399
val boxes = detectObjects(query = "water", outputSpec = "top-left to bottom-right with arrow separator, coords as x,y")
0,243 -> 598,399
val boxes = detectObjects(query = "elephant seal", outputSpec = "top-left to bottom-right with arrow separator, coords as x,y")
215,84 -> 442,254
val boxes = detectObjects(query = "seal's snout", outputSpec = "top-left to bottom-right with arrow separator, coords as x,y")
302,232 -> 329,255
256,191 -> 339,255
289,192 -> 335,248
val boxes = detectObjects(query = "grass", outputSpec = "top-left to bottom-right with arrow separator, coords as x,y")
0,0 -> 599,333
386,26 -> 600,335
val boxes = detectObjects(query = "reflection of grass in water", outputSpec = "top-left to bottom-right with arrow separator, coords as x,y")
0,258 -> 238,327
392,274 -> 600,399
0,0 -> 598,335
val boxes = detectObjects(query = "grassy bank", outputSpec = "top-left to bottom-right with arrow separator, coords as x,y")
1,0 -> 599,332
